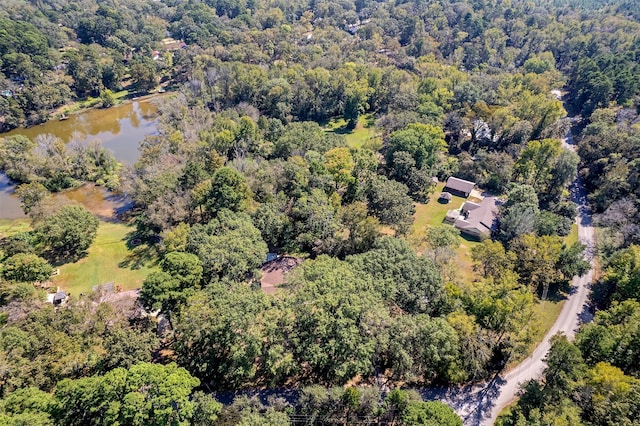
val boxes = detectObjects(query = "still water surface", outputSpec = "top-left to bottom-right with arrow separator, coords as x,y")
0,100 -> 159,220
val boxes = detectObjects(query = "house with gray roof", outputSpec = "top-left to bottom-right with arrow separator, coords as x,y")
445,196 -> 498,239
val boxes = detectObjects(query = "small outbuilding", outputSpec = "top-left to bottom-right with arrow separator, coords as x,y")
53,291 -> 67,305
439,192 -> 453,203
443,177 -> 476,198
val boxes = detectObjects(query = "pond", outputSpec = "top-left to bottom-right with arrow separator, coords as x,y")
0,99 -> 159,220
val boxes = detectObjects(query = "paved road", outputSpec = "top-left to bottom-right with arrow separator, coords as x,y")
421,127 -> 595,425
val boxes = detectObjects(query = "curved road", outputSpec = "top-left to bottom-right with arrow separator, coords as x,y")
421,127 -> 596,425
212,124 -> 596,425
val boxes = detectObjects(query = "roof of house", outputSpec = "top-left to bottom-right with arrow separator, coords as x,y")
439,192 -> 452,200
454,196 -> 497,236
445,177 -> 476,194
53,291 -> 66,302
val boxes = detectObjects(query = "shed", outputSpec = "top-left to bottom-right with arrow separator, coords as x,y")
443,177 -> 476,198
53,291 -> 67,305
439,192 -> 452,203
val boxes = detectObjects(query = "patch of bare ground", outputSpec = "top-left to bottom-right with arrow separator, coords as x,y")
260,256 -> 303,294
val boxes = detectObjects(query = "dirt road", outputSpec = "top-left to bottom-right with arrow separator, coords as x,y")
421,126 -> 595,425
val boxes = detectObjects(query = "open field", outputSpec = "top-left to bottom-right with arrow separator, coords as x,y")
52,221 -> 158,295
324,114 -> 377,148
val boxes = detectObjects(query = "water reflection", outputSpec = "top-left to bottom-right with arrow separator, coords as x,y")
0,99 -> 160,220
2,99 -> 159,165
0,173 -> 27,220
53,184 -> 133,222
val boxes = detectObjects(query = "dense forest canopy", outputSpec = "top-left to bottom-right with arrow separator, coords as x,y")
0,0 -> 639,423
0,0 -> 639,128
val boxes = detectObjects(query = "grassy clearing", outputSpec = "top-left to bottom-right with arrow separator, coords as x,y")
407,182 -> 481,281
0,219 -> 31,238
408,182 -> 469,249
565,223 -> 579,246
52,221 -> 158,295
324,114 -> 377,148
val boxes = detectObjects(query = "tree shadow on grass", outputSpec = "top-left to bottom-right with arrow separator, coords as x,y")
45,249 -> 90,267
541,284 -> 571,303
118,244 -> 159,270
327,124 -> 355,136
118,232 -> 161,270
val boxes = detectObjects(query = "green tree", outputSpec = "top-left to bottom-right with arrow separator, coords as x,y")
348,237 -> 444,315
35,205 -> 99,260
100,327 -> 158,371
205,167 -> 252,216
324,147 -> 355,191
139,252 -> 202,317
173,285 -> 268,387
130,58 -> 158,92
0,387 -> 53,425
339,202 -> 380,255
542,334 -> 585,399
367,175 -> 415,235
577,300 -> 640,376
1,253 -> 52,282
471,240 -> 516,278
289,256 -> 386,384
190,392 -> 222,426
424,225 -> 460,267
387,314 -> 461,383
498,184 -> 540,243
52,363 -> 200,426
139,271 -> 180,313
99,89 -> 115,108
387,123 -> 447,171
161,251 -> 203,288
403,401 -> 462,426
0,135 -> 35,183
186,210 -> 267,282
14,182 -> 49,215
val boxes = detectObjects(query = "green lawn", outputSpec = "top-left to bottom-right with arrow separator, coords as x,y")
408,182 -> 481,281
0,219 -> 31,238
409,182 -> 469,248
324,114 -> 377,148
52,221 -> 158,295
